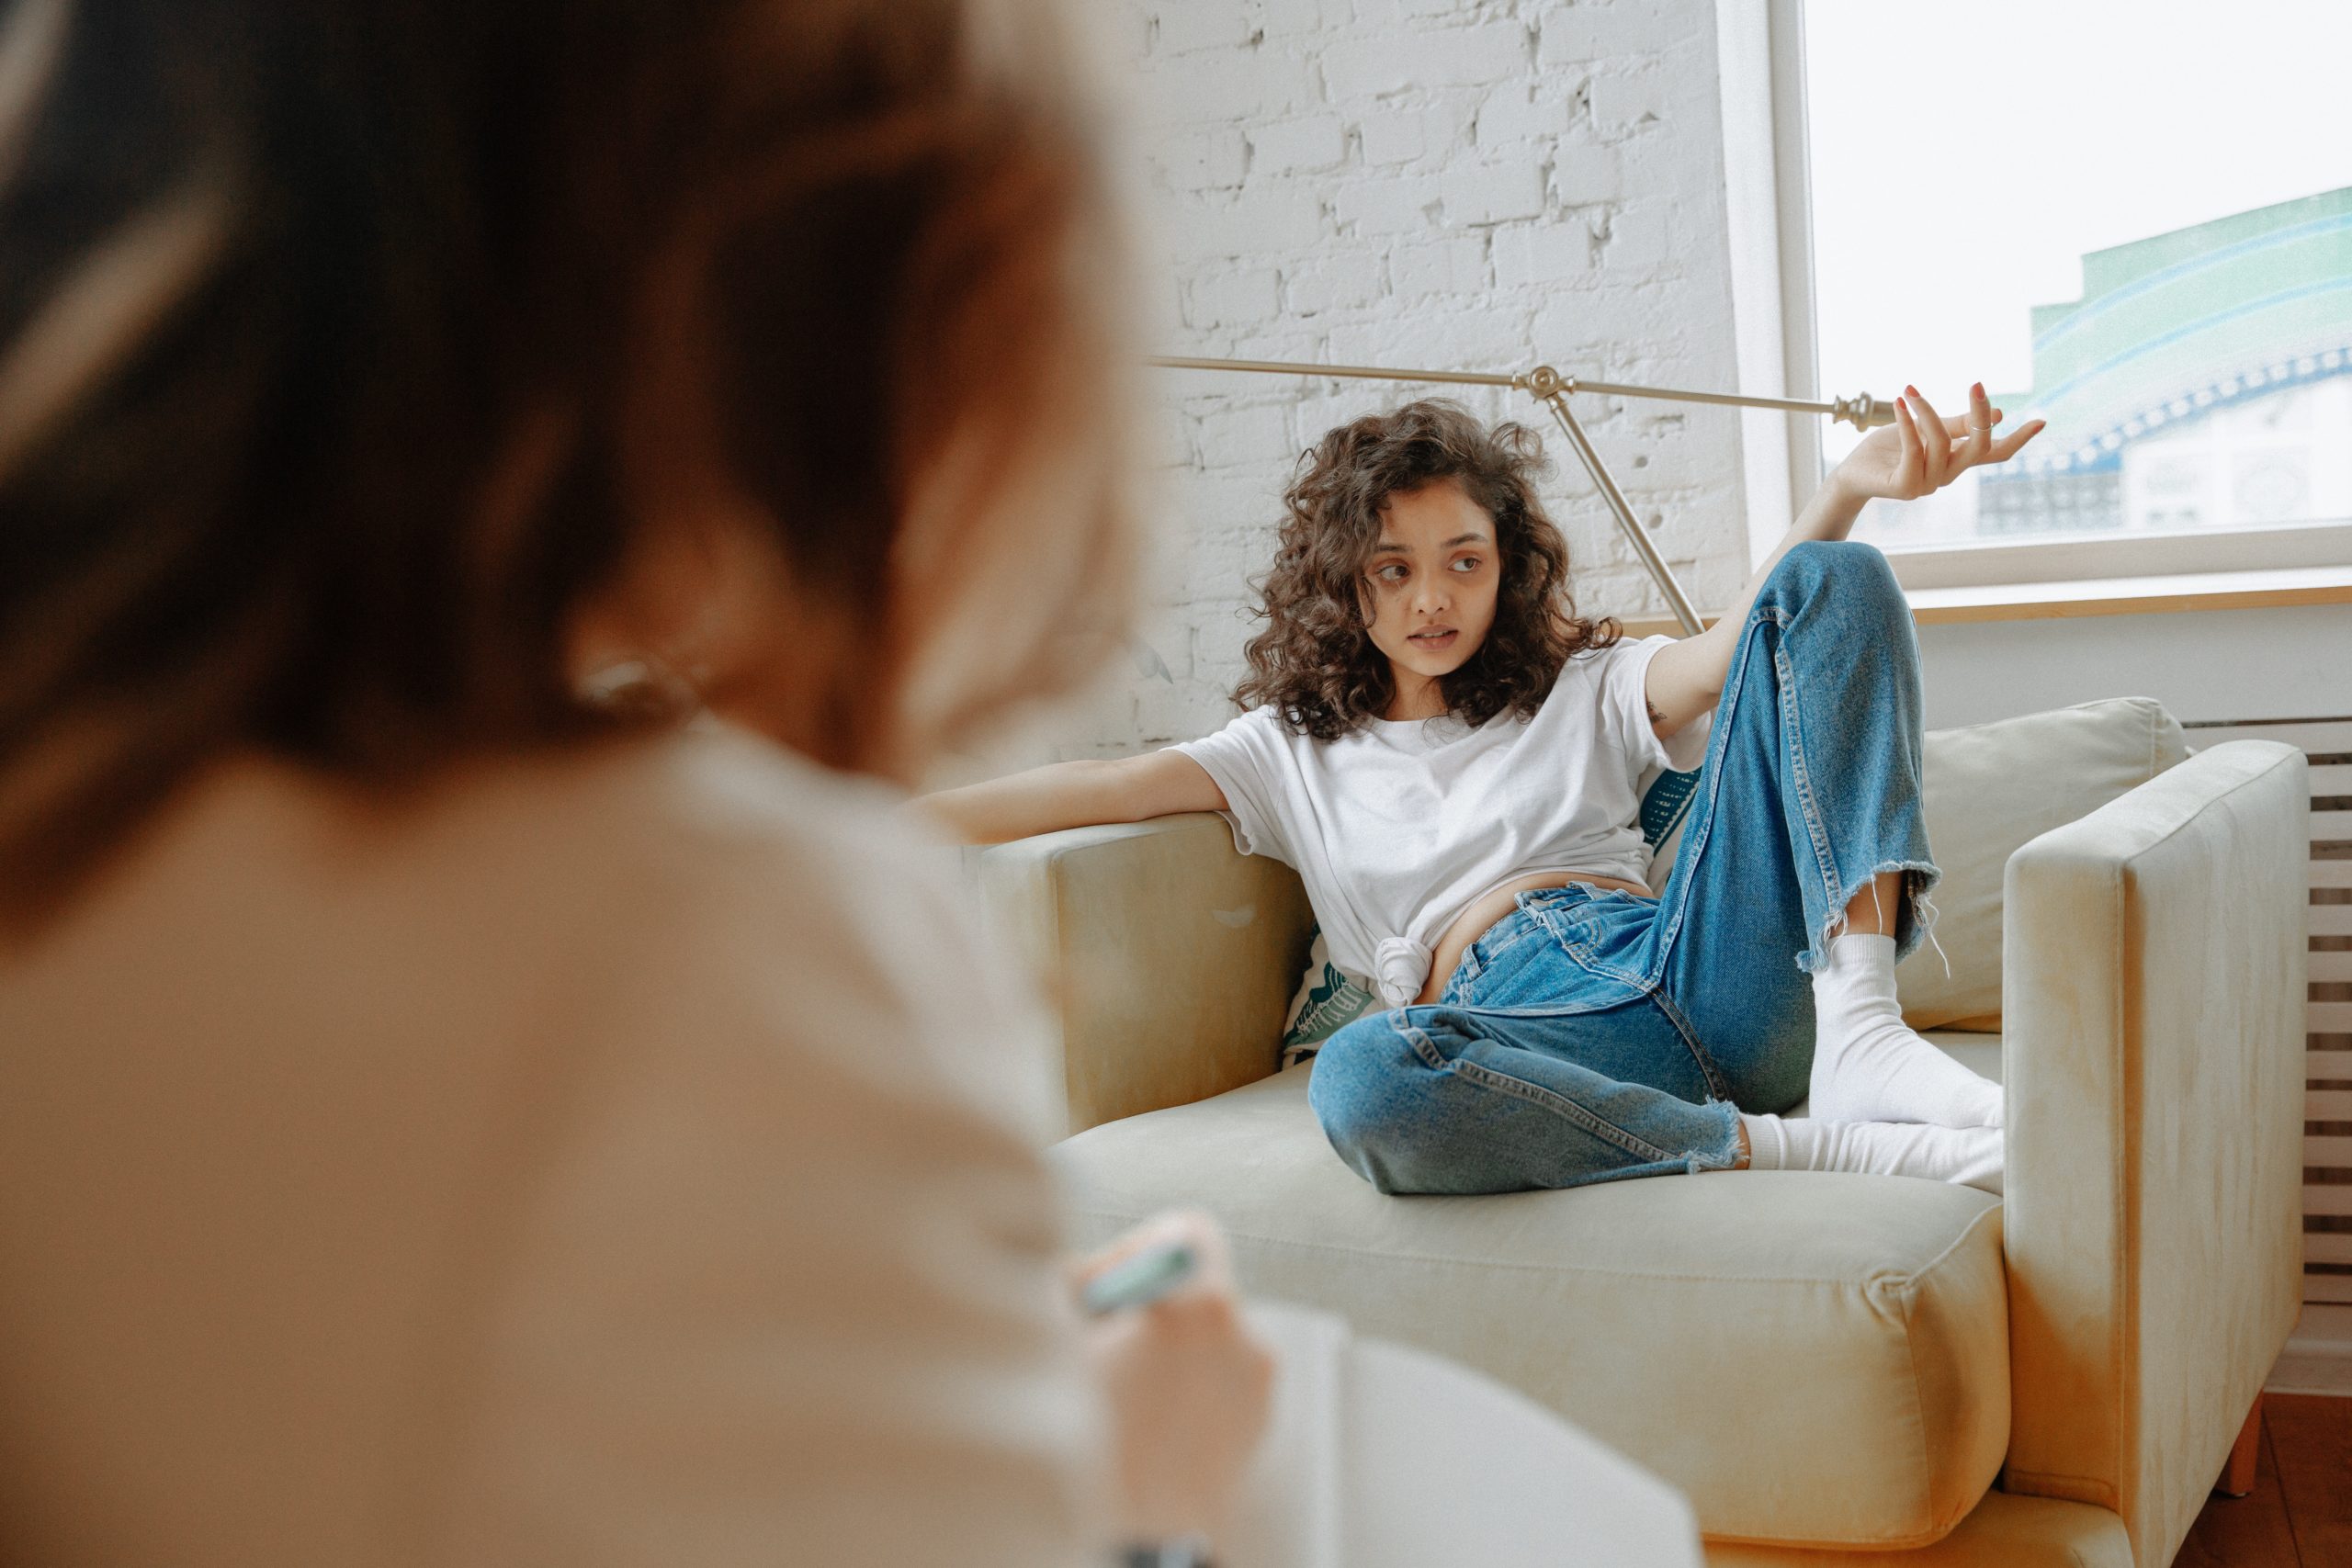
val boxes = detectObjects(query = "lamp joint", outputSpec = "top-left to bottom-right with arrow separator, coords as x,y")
1521,364 -> 1574,400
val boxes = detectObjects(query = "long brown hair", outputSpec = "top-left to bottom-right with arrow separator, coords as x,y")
0,0 -> 1130,926
1234,400 -> 1617,740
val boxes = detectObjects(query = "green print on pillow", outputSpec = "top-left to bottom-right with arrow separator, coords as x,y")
1278,928 -> 1376,1066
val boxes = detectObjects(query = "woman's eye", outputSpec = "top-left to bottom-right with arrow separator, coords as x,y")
1375,564 -> 1408,584
1452,556 -> 1482,572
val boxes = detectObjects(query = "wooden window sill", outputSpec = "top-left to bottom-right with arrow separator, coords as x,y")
1619,564 -> 2352,638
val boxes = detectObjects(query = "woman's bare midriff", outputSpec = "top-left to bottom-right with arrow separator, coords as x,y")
1413,868 -> 1655,1007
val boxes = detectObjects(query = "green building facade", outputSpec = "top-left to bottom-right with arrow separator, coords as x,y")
1968,186 -> 2352,536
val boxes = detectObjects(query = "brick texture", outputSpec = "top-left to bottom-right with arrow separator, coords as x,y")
944,0 -> 1750,779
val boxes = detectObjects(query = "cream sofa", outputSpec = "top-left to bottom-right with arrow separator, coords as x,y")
975,699 -> 2311,1567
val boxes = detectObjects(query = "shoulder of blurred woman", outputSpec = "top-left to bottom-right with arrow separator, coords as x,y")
447,718 -> 1069,1147
18,719 -> 1063,1145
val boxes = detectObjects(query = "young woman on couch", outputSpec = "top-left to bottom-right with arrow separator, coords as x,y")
922,397 -> 2043,1197
0,0 -> 1269,1562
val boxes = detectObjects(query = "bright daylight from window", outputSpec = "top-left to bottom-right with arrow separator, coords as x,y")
1804,0 -> 2352,548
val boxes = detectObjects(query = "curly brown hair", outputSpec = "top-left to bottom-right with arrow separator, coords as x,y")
1233,400 -> 1618,739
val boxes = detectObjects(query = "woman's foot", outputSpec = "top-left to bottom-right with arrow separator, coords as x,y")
1809,932 -> 2003,1128
1739,1111 -> 2003,1195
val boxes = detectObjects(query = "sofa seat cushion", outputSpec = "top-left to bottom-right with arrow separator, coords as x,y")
1053,1045 -> 2011,1551
1703,1489 -> 2130,1568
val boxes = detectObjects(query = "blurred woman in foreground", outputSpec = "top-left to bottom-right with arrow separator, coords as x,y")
0,0 -> 1264,1562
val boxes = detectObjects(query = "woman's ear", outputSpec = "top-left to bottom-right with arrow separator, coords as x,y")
567,502 -> 803,713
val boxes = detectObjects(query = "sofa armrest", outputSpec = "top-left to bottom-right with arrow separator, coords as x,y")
1999,740 -> 2308,1567
974,813 -> 1313,1138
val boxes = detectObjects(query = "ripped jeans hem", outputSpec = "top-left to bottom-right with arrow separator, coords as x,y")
1796,857 -> 1951,981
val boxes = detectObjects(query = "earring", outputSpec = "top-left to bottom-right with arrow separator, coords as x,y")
575,653 -> 702,722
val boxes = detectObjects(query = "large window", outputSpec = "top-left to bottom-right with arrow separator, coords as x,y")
1802,0 -> 2352,556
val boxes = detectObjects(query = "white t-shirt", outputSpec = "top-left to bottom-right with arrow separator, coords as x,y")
1170,635 -> 1710,1009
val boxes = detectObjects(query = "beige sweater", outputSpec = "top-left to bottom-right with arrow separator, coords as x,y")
0,728 -> 1102,1566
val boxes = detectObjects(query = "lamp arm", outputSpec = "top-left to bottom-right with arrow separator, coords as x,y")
1149,353 -> 1894,637
1533,389 -> 1705,637
1148,355 -> 1895,433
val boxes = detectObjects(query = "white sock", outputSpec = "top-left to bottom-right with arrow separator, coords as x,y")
1810,933 -> 2003,1129
1742,1112 -> 2003,1196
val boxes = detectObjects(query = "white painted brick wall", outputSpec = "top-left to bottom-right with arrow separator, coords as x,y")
943,0 -> 1752,782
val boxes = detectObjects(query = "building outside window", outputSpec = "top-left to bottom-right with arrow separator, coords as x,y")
1801,0 -> 2352,553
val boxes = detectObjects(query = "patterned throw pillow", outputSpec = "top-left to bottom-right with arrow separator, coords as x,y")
1274,765 -> 1704,1065
1636,765 -> 1701,865
1277,927 -> 1378,1066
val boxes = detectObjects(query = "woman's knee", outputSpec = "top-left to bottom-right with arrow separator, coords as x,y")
1764,539 -> 1907,630
1768,537 -> 1899,598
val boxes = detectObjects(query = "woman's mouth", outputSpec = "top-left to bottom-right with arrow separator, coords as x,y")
1408,627 -> 1458,650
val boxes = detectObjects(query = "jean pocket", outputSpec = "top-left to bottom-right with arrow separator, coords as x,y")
1516,884 -> 1595,914
1489,905 -> 1545,949
1528,890 -> 1657,988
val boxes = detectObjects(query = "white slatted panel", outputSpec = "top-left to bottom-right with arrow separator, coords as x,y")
2187,716 -> 2351,1308
2191,719 -> 2352,749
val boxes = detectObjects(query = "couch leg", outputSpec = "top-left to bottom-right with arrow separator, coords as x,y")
2215,1394 -> 2263,1499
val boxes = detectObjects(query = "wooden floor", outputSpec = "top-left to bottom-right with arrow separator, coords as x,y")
2177,1394 -> 2352,1567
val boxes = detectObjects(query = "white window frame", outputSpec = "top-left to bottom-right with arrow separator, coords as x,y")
1713,0 -> 2352,594
1713,0 -> 1818,575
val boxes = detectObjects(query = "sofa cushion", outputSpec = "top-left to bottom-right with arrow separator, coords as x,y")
1053,1038 -> 2012,1551
1892,696 -> 2185,1031
1704,1489 -> 2132,1568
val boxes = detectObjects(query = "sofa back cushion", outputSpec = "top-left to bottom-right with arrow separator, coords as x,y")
1286,695 -> 2186,1048
1649,696 -> 2186,1031
1899,696 -> 2187,1027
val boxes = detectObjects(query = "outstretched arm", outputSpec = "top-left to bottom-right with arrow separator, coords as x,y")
912,749 -> 1228,844
1644,383 -> 2043,737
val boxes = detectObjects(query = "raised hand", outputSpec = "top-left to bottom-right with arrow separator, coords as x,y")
1832,382 -> 2045,505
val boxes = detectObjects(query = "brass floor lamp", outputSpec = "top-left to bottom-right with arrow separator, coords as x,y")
1152,354 -> 1896,637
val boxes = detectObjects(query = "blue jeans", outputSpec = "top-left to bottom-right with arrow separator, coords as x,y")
1306,541 -> 1942,1195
